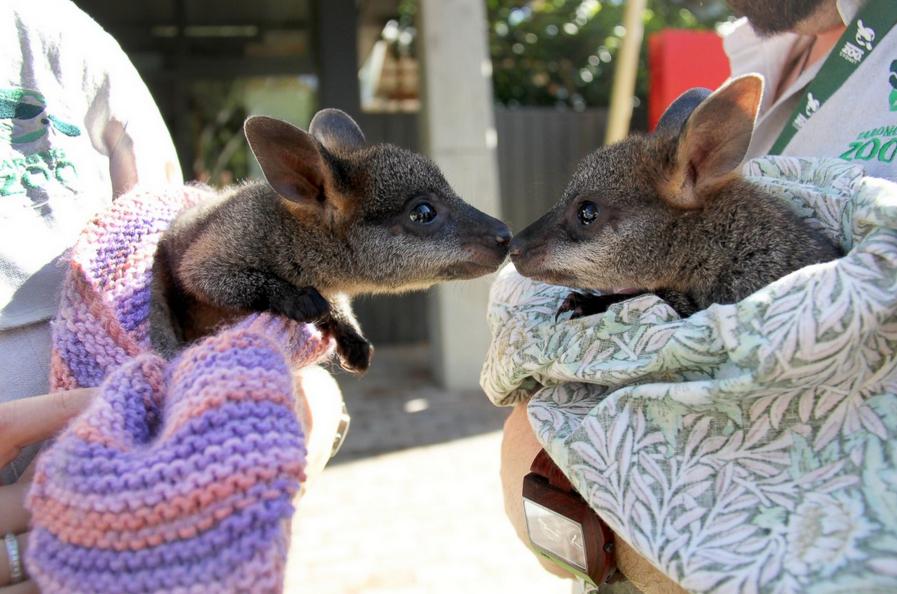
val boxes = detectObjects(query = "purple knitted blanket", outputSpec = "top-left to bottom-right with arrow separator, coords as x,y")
26,186 -> 335,593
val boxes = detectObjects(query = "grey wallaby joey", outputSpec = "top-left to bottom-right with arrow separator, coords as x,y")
508,75 -> 841,319
150,109 -> 511,372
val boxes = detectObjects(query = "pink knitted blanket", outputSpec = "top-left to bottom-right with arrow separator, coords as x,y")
26,186 -> 335,593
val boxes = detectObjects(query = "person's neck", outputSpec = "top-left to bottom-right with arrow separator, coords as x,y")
774,23 -> 847,102
808,24 -> 848,67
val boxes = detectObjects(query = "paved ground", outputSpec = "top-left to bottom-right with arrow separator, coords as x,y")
284,344 -> 571,594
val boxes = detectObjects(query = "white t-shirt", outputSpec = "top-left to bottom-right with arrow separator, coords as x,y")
725,0 -> 897,180
0,0 -> 182,482
0,0 -> 182,332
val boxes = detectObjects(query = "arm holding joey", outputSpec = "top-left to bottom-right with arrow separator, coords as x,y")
0,364 -> 344,592
0,388 -> 96,593
500,403 -> 687,594
292,365 -> 347,497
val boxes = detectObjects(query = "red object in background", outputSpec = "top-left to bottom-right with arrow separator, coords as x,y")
648,30 -> 731,131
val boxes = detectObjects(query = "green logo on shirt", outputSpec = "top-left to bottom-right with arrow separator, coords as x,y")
840,125 -> 897,162
889,60 -> 897,112
0,88 -> 82,198
0,147 -> 78,197
0,88 -> 81,144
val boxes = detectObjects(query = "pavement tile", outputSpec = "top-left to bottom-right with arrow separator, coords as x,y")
284,345 -> 570,594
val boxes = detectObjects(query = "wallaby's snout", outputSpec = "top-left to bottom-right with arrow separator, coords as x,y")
494,223 -> 512,248
509,209 -> 573,285
451,204 -> 511,276
473,208 -> 512,254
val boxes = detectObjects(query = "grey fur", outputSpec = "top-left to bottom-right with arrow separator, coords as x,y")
510,76 -> 840,318
150,111 -> 510,372
655,87 -> 712,135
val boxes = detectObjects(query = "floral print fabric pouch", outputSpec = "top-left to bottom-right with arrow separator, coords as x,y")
481,157 -> 897,594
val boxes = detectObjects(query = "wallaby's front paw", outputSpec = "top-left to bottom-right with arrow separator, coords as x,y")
275,286 -> 330,323
653,289 -> 699,318
557,292 -> 590,320
556,291 -> 638,320
336,333 -> 373,374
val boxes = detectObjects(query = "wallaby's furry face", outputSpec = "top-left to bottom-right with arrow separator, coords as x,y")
244,111 -> 510,296
311,143 -> 509,294
512,135 -> 682,292
510,75 -> 840,316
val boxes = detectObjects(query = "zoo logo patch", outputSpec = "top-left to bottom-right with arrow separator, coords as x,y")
889,59 -> 897,112
0,87 -> 80,143
1,87 -> 81,198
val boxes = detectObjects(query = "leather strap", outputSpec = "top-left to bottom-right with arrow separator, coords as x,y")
530,448 -> 575,491
527,448 -> 620,585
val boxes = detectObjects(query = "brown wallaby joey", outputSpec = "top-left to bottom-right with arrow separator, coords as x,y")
150,109 -> 511,372
508,75 -> 841,319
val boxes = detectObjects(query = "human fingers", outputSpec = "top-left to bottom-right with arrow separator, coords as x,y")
0,481 -> 30,536
0,388 -> 96,467
499,402 -> 572,579
0,532 -> 28,590
0,580 -> 38,594
292,365 -> 346,497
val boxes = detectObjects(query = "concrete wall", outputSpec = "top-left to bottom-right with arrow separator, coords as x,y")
417,0 -> 503,390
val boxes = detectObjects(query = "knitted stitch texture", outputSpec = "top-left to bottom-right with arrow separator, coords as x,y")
26,186 -> 335,594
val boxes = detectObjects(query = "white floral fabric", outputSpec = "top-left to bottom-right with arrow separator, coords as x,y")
481,157 -> 897,594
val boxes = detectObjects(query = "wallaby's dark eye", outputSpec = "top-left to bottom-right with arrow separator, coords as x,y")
577,201 -> 599,226
409,202 -> 437,224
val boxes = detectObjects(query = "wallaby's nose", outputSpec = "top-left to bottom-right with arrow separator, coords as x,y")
509,238 -> 523,258
495,227 -> 512,247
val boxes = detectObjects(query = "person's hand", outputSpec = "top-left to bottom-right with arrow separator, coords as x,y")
500,402 -> 687,594
500,402 -> 570,578
292,364 -> 347,497
0,388 -> 97,593
0,365 -> 343,593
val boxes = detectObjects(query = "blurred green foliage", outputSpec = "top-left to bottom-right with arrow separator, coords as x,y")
189,80 -> 249,186
487,0 -> 731,108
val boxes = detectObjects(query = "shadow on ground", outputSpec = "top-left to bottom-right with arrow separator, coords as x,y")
327,343 -> 510,464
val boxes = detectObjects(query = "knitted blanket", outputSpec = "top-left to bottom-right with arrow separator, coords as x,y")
25,186 -> 335,594
481,157 -> 897,594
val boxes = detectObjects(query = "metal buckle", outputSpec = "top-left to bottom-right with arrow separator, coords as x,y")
329,401 -> 351,459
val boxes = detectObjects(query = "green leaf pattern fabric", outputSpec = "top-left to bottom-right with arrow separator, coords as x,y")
480,157 -> 897,593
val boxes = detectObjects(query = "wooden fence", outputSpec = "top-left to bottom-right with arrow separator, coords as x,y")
494,107 -> 607,232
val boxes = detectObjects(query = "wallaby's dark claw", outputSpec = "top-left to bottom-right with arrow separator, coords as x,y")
653,289 -> 700,318
277,286 -> 330,323
557,291 -> 643,321
557,292 -> 588,321
320,317 -> 373,374
336,333 -> 373,374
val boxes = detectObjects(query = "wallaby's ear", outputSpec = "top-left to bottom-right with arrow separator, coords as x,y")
656,87 -> 712,135
663,74 -> 764,209
244,115 -> 325,204
309,108 -> 366,155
